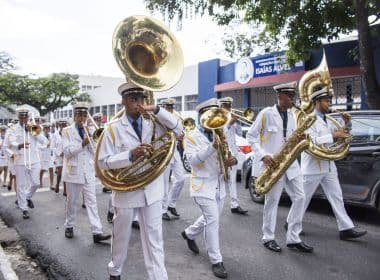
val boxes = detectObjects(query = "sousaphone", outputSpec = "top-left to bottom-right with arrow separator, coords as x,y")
95,15 -> 184,192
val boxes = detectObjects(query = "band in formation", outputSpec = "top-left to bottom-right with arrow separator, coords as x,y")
0,15 -> 367,280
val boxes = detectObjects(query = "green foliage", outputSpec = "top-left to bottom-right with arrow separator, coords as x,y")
0,73 -> 88,115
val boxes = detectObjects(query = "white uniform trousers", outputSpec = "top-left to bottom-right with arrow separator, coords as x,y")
301,172 -> 354,231
64,182 -> 103,234
228,164 -> 239,208
263,175 -> 304,244
108,200 -> 168,279
162,164 -> 185,212
185,192 -> 224,264
15,163 -> 40,211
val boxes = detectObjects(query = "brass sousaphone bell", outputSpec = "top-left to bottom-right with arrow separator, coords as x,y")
94,15 -> 184,192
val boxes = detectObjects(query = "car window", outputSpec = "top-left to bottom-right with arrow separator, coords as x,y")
351,116 -> 380,143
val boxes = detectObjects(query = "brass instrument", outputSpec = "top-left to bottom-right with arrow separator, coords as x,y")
183,117 -> 196,132
86,112 -> 104,142
200,107 -> 232,181
94,15 -> 183,192
255,52 -> 343,195
231,108 -> 255,126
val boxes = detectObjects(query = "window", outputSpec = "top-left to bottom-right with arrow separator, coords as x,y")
102,105 -> 107,117
69,110 -> 73,118
108,104 -> 116,119
184,95 -> 198,111
117,104 -> 123,112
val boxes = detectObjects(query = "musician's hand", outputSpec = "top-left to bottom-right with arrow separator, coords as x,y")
224,156 -> 237,167
296,132 -> 306,142
60,152 -> 64,157
229,115 -> 238,125
82,137 -> 90,147
262,155 -> 276,168
341,112 -> 351,124
139,104 -> 158,112
131,144 -> 153,161
18,142 -> 30,150
333,129 -> 349,140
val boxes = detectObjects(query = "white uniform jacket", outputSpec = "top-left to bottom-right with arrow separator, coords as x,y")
51,132 -> 64,166
39,133 -> 54,162
62,124 -> 95,184
8,123 -> 47,166
97,108 -> 182,208
184,128 -> 226,200
246,105 -> 300,180
301,113 -> 338,175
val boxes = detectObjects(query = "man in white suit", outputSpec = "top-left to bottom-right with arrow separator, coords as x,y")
246,82 -> 313,253
218,97 -> 248,215
8,107 -> 47,219
61,102 -> 110,243
97,82 -> 182,280
300,86 -> 366,240
39,123 -> 54,190
160,97 -> 185,220
181,98 -> 237,279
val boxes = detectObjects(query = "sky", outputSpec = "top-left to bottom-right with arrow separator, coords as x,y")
0,0 -> 229,77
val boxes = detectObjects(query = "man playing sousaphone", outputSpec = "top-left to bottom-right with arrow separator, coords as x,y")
97,81 -> 182,280
300,86 -> 367,240
246,81 -> 313,253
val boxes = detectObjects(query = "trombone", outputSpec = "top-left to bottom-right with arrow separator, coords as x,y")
230,108 -> 255,126
82,112 -> 104,152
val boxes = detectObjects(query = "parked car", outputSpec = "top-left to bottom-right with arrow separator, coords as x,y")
241,110 -> 380,212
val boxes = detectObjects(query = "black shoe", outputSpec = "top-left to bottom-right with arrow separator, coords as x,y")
168,207 -> 180,217
231,206 -> 248,215
162,213 -> 171,221
339,228 -> 367,240
93,233 -> 111,243
22,210 -> 29,219
284,222 -> 305,236
2,184 -> 6,188
181,231 -> 199,254
63,192 -> 67,197
263,240 -> 281,252
287,242 -> 314,253
15,200 -> 18,206
132,221 -> 140,230
109,275 -> 120,280
107,211 -> 114,223
7,185 -> 11,191
82,204 -> 86,209
212,262 -> 228,279
103,187 -> 111,193
65,228 -> 74,239
27,199 -> 34,209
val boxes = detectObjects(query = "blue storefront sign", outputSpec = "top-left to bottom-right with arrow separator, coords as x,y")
252,52 -> 304,78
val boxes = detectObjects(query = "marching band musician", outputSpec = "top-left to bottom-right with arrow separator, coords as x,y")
246,82 -> 313,253
300,86 -> 367,240
97,82 -> 182,280
40,123 -> 55,190
0,125 -> 8,188
4,124 -> 16,192
181,98 -> 236,279
61,102 -> 111,243
217,97 -> 248,215
160,97 -> 186,220
8,107 -> 48,219
51,119 -> 68,194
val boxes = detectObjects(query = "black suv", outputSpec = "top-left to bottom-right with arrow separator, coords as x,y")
242,110 -> 380,212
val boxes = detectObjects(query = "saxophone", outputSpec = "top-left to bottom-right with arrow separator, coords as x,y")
255,53 -> 331,195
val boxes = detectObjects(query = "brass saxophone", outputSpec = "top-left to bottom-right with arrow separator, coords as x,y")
255,53 -> 331,195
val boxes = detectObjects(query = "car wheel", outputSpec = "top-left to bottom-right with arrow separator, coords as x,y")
182,155 -> 192,173
247,176 -> 264,204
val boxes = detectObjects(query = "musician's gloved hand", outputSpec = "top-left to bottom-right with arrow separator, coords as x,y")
131,144 -> 153,161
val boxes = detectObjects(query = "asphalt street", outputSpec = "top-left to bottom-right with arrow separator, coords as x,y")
0,175 -> 380,280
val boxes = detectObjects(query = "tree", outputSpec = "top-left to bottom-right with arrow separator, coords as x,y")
145,0 -> 380,108
0,73 -> 90,116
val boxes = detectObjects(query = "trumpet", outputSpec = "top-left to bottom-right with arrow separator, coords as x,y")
200,107 -> 232,181
230,108 -> 254,126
